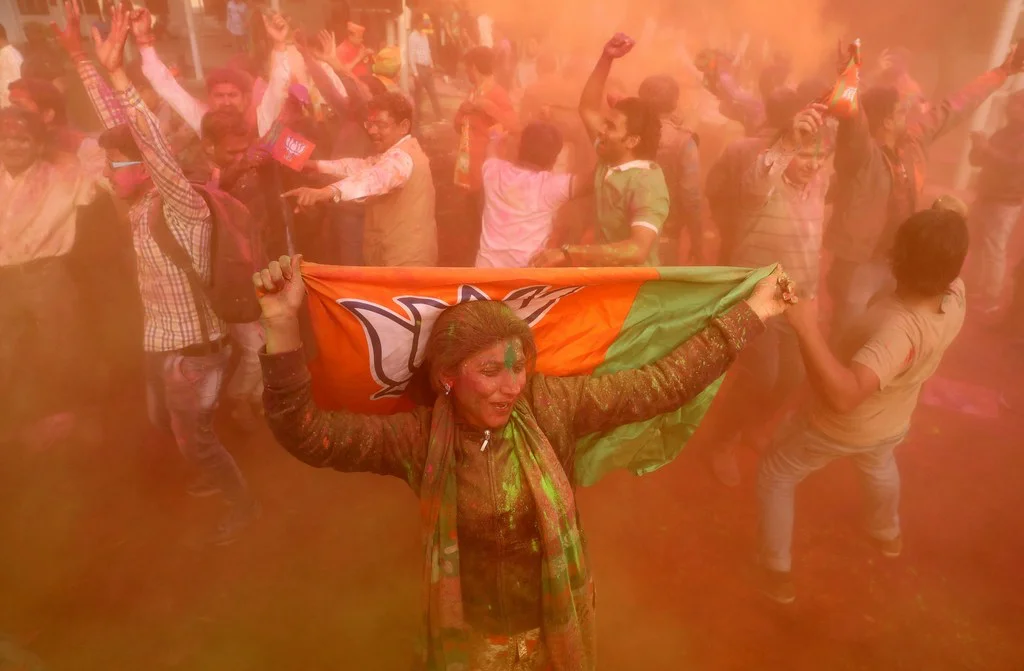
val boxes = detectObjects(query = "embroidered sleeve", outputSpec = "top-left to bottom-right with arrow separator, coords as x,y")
540,303 -> 765,439
260,347 -> 429,484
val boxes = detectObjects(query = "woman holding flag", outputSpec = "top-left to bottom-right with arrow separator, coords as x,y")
253,255 -> 796,669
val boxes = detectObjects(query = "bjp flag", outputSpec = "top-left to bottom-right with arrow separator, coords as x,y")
270,127 -> 316,172
300,263 -> 773,486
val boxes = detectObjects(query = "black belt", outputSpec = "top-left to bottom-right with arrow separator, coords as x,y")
180,337 -> 230,357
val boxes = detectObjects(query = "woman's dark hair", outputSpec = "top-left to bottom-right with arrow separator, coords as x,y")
613,97 -> 661,160
368,91 -> 414,126
891,208 -> 969,296
638,74 -> 680,116
425,301 -> 537,394
518,121 -> 563,170
8,78 -> 67,126
464,46 -> 495,76
98,123 -> 143,161
861,86 -> 901,133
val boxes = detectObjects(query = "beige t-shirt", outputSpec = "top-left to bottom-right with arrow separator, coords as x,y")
810,279 -> 966,447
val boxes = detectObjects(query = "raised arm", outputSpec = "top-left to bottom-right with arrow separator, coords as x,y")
255,13 -> 293,138
579,33 -> 635,143
130,9 -> 206,134
915,53 -> 1016,148
98,5 -> 208,223
540,268 -> 794,438
53,0 -> 128,130
255,255 -> 428,482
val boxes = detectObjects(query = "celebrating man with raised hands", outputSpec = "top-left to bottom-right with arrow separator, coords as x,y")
90,2 -> 259,545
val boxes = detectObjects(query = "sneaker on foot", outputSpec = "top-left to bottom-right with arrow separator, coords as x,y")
711,446 -> 741,487
209,500 -> 261,547
757,567 -> 796,605
877,535 -> 902,558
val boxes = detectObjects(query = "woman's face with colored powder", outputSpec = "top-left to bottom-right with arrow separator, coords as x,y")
0,116 -> 40,176
447,338 -> 528,430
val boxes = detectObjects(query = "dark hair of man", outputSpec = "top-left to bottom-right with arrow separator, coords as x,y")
891,208 -> 969,296
518,121 -> 563,170
464,46 -> 495,76
368,91 -> 414,126
98,123 -> 144,161
613,96 -> 661,160
205,67 -> 255,96
861,85 -> 901,134
8,78 -> 67,126
763,87 -> 801,131
0,106 -> 47,144
201,107 -> 252,144
638,74 -> 680,117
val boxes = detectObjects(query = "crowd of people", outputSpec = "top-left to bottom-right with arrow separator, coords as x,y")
3,0 -> 1024,667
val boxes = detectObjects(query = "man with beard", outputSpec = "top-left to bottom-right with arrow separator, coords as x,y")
532,33 -> 669,268
282,91 -> 438,267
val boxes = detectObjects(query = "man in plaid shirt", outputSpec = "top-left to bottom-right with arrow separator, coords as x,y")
86,3 -> 258,545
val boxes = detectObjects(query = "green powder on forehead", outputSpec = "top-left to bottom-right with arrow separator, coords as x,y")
504,341 -> 518,370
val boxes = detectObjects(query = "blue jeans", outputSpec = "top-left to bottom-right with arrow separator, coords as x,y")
757,420 -> 903,573
145,349 -> 249,504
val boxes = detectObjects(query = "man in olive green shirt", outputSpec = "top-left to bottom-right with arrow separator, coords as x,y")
531,33 -> 670,267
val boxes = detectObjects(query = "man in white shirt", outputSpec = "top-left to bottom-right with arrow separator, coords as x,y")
478,121 -> 585,268
0,24 -> 23,108
408,13 -> 442,123
283,92 -> 438,267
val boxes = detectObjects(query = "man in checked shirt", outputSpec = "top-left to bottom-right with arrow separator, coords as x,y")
91,3 -> 258,545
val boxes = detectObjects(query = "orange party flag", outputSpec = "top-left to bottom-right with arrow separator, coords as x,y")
825,39 -> 862,118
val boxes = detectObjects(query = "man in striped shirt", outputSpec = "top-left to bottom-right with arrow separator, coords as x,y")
709,103 -> 832,487
91,4 -> 257,545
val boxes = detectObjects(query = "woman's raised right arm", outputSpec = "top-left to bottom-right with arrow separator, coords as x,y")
254,254 -> 428,484
261,347 -> 429,482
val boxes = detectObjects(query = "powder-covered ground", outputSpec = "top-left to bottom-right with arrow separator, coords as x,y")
2,312 -> 1021,671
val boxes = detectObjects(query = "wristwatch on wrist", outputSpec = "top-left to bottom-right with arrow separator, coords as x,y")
560,244 -> 572,265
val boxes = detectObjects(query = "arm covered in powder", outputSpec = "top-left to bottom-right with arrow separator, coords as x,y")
538,302 -> 765,438
260,347 -> 430,484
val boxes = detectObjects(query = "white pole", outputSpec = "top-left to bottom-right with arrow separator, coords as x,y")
954,0 -> 1023,190
399,0 -> 410,95
182,0 -> 204,81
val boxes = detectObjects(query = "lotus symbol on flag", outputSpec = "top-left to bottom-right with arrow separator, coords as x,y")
338,284 -> 583,400
284,136 -> 307,161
